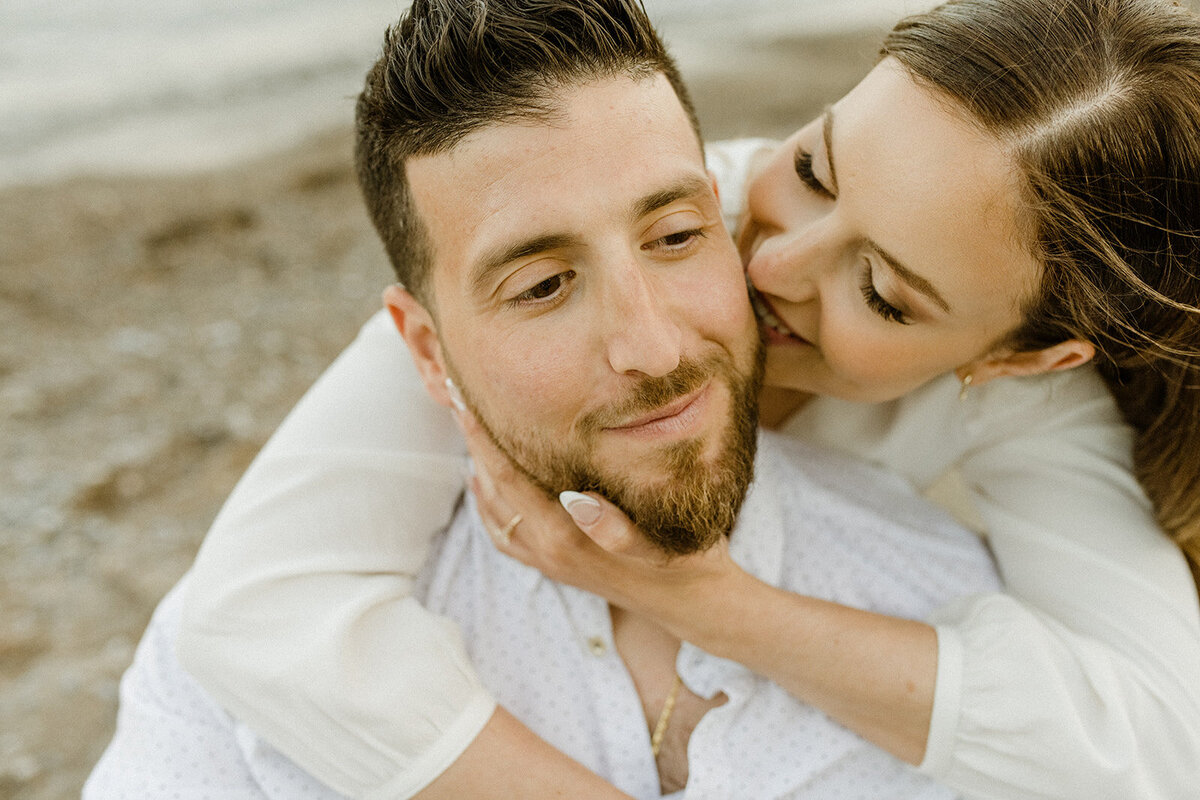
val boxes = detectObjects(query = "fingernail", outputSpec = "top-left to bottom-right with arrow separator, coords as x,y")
444,377 -> 467,413
559,491 -> 601,525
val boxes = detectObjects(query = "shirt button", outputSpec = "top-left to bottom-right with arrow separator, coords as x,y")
586,636 -> 607,656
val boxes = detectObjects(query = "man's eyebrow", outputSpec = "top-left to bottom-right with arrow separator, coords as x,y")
470,175 -> 714,295
869,240 -> 952,313
822,107 -> 839,194
631,174 -> 714,221
471,233 -> 581,295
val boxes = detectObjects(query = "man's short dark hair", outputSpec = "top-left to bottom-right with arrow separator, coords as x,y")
354,0 -> 700,306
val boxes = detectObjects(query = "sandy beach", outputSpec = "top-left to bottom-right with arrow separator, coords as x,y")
0,25 -> 888,800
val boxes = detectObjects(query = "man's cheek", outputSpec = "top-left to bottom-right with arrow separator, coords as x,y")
479,361 -> 574,424
700,288 -> 756,345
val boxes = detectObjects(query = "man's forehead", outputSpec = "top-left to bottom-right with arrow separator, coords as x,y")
408,74 -> 701,177
404,74 -> 710,289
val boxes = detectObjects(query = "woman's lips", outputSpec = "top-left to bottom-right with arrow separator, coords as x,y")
748,285 -> 810,346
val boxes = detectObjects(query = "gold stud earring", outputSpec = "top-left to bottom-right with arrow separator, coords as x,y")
959,373 -> 973,402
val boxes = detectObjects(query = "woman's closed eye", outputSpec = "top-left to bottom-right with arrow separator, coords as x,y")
794,148 -> 834,199
859,263 -> 910,325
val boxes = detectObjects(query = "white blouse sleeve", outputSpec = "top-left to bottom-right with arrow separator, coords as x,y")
920,368 -> 1200,798
177,310 -> 495,800
786,369 -> 1200,797
705,137 -> 778,232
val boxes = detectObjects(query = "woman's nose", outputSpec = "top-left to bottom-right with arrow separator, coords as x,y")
745,225 -> 822,303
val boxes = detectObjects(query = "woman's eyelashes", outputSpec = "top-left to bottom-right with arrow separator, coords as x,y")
859,264 -> 910,324
793,143 -> 908,325
507,270 -> 576,308
794,148 -> 834,199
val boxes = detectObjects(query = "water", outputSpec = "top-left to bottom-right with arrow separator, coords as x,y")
0,0 -> 934,187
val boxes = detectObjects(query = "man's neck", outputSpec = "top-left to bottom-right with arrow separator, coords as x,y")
610,605 -> 726,794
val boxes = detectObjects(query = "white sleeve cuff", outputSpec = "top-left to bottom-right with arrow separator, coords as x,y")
918,622 -> 964,778
365,691 -> 498,800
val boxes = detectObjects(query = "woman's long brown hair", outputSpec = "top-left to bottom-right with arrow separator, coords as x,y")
884,0 -> 1200,585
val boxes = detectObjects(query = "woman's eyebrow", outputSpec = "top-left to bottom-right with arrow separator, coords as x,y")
871,240 -> 953,313
822,107 -> 839,194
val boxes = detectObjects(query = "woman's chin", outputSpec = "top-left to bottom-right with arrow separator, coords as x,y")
762,357 -> 811,394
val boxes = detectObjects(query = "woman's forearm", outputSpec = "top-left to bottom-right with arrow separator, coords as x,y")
640,566 -> 937,765
416,708 -> 632,800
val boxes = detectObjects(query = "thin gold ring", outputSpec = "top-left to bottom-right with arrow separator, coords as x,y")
496,513 -> 523,546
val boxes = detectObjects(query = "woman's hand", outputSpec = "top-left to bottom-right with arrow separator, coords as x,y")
454,406 -> 936,765
455,406 -> 741,621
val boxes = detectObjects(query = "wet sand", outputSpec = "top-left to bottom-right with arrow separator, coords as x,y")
0,28 -> 884,800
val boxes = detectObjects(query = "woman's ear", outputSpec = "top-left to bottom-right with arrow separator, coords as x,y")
960,338 -> 1096,387
382,284 -> 456,409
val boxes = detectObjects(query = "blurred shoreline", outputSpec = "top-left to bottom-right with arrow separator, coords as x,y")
1,14 -> 893,800
0,0 -> 936,189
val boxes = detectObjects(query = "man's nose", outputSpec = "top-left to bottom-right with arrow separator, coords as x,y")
602,267 -> 683,377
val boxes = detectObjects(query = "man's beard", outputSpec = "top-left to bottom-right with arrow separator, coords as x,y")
455,342 -> 764,556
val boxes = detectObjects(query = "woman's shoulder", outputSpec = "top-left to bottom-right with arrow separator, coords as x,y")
963,364 -> 1120,439
705,138 -> 779,231
790,366 -> 1125,485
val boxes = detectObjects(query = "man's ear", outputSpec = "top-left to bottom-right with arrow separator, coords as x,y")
960,338 -> 1096,387
707,169 -> 721,203
382,284 -> 456,409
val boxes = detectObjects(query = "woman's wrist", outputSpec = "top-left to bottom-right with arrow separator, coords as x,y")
622,562 -> 936,766
620,552 -> 762,652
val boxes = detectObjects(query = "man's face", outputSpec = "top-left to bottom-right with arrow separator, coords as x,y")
402,75 -> 762,554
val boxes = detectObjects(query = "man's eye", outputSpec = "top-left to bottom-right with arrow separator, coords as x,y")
528,276 -> 562,299
511,270 -> 575,306
661,231 -> 696,247
645,228 -> 705,253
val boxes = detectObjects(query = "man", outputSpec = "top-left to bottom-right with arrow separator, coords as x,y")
86,1 -> 998,797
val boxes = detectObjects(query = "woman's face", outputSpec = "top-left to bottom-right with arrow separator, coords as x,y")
741,58 -> 1041,402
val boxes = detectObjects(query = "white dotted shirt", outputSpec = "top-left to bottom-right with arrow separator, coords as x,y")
85,432 -> 1000,799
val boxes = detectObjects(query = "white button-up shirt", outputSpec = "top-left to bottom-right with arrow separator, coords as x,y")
86,432 -> 999,799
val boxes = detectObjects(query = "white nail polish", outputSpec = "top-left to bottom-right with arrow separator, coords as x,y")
559,491 -> 601,525
444,377 -> 467,412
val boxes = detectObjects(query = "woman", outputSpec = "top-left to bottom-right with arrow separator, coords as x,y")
180,0 -> 1200,797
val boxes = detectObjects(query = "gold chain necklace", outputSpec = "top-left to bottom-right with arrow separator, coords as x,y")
649,673 -> 684,758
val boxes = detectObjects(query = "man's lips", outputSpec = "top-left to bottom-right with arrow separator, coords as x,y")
605,383 -> 711,436
748,285 -> 810,345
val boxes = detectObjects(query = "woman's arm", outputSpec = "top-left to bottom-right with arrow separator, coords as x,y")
465,369 -> 1200,798
464,409 -> 939,766
918,368 -> 1200,797
776,367 -> 1200,796
179,311 -> 631,799
178,310 -> 484,796
417,709 -> 632,800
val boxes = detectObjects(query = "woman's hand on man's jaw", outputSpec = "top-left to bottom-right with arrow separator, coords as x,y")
454,402 -> 745,627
